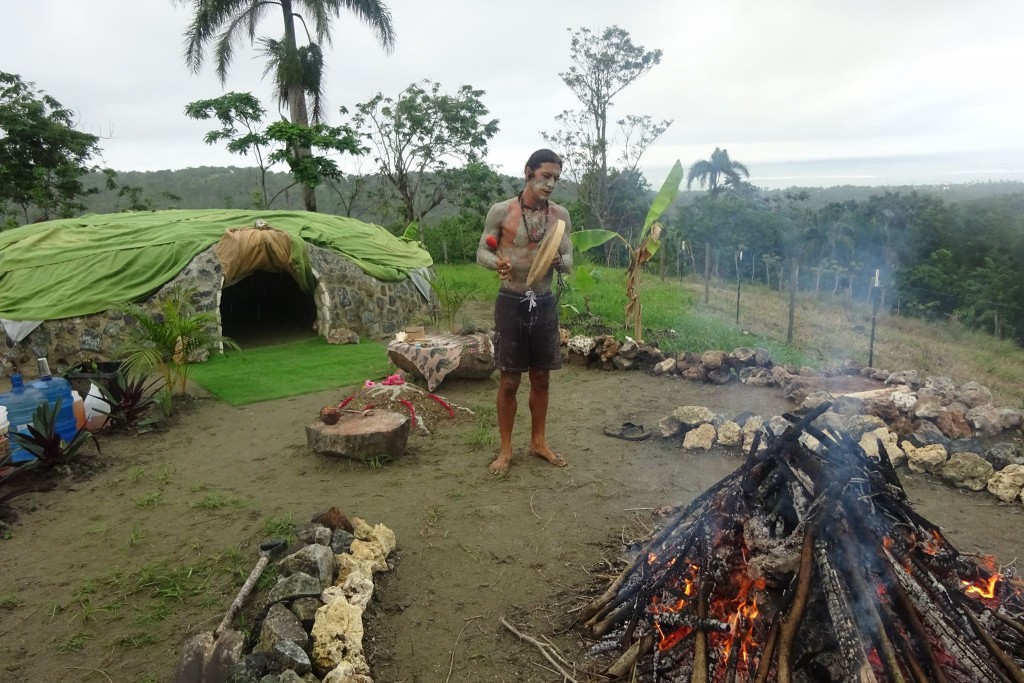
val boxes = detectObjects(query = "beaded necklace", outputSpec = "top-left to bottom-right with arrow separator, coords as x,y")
518,192 -> 549,243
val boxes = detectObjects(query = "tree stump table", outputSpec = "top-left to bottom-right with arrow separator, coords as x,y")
305,410 -> 411,461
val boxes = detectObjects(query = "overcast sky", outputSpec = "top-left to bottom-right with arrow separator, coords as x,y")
5,0 -> 1024,188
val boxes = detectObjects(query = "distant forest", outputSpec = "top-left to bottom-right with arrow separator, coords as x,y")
66,167 -> 1024,346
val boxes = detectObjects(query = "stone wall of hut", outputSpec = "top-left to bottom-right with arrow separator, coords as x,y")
5,244 -> 434,375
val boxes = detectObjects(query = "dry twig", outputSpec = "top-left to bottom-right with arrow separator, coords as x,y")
444,615 -> 482,683
500,617 -> 579,683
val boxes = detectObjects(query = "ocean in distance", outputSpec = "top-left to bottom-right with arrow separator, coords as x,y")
747,149 -> 1024,190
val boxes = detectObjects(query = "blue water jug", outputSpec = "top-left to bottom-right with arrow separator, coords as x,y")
29,359 -> 79,446
0,374 -> 47,463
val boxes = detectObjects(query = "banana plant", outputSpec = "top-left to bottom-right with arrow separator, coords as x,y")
570,160 -> 684,340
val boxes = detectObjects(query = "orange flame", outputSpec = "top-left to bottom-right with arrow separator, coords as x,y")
923,529 -> 946,556
713,573 -> 767,668
962,574 -> 999,600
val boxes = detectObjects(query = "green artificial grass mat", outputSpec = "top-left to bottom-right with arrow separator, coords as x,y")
190,337 -> 392,405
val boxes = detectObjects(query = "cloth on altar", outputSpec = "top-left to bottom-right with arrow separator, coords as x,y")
386,332 -> 495,391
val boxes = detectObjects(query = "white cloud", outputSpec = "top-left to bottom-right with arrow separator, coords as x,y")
4,0 -> 1023,188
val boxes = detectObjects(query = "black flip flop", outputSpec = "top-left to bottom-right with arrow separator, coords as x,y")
603,422 -> 652,441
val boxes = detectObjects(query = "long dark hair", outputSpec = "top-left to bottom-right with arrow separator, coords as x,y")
525,149 -> 562,173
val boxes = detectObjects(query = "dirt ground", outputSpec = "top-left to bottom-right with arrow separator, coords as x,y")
3,364 -> 1024,683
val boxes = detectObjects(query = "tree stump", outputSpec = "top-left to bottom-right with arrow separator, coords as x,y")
305,411 -> 411,461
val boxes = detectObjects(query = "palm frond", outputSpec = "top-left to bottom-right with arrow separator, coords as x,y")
182,0 -> 253,75
334,0 -> 396,53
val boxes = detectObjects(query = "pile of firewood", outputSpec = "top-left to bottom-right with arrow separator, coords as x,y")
581,404 -> 1024,682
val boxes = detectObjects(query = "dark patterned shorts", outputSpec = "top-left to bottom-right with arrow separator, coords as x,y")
493,290 -> 561,373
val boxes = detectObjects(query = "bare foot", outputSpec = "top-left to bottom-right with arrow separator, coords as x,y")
489,453 -> 512,475
529,445 -> 567,467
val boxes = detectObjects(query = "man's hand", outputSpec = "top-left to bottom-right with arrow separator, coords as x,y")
496,256 -> 512,280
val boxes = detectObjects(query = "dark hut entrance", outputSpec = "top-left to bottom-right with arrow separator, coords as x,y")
219,270 -> 317,347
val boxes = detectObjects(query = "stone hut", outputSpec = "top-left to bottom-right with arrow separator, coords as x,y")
0,210 -> 435,373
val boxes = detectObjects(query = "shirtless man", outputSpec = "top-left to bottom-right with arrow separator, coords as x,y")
477,149 -> 573,475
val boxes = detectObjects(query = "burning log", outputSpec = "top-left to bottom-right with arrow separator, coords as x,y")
583,403 -> 1024,682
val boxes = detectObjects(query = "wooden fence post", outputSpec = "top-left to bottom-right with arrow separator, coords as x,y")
704,242 -> 711,305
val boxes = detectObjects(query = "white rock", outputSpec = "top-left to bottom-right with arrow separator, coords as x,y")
742,416 -> 765,453
903,442 -> 948,474
341,571 -> 375,610
672,405 -> 714,427
312,597 -> 365,673
989,464 -> 1024,502
566,335 -> 596,356
653,358 -> 677,375
717,421 -> 741,447
892,391 -> 916,413
351,518 -> 396,557
859,428 -> 906,467
940,452 -> 993,492
322,656 -> 373,683
682,424 -> 716,450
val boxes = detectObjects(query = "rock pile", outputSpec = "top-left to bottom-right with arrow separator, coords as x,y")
227,507 -> 395,683
655,365 -> 1024,507
561,333 -> 783,386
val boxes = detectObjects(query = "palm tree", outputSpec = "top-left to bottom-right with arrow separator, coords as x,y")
686,147 -> 750,194
176,0 -> 396,212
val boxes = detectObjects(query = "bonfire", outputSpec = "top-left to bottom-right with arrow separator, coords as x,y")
582,403 -> 1024,682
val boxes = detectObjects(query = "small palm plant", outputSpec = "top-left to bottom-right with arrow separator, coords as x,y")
114,287 -> 239,413
428,275 -> 478,332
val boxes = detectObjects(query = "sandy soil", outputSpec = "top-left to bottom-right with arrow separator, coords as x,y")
2,365 -> 1024,683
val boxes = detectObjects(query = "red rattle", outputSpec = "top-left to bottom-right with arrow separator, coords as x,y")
485,235 -> 499,250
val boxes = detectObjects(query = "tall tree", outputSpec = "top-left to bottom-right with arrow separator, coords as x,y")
176,0 -> 395,212
686,147 -> 750,194
184,91 -> 360,208
348,80 -> 499,224
0,72 -> 104,227
544,26 -> 670,235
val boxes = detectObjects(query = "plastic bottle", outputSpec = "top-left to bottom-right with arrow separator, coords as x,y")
72,391 -> 87,430
83,382 -> 110,431
0,406 -> 10,463
0,374 -> 47,463
29,358 -> 78,445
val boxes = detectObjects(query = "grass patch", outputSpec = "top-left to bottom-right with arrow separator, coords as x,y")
434,263 -> 803,363
190,337 -> 392,405
436,262 -> 1024,406
191,492 -> 245,510
262,513 -> 296,540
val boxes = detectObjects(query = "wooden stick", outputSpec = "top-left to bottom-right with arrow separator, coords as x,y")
777,526 -> 816,683
499,617 -> 578,683
605,632 -> 654,679
962,606 -> 1024,683
444,615 -> 481,683
690,583 -> 709,683
840,537 -> 906,683
876,542 -> 950,683
991,609 -> 1024,641
753,618 -> 781,683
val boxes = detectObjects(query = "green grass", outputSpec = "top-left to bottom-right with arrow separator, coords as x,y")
190,337 -> 392,405
434,262 -> 805,365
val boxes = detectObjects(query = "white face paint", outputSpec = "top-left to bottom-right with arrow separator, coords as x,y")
527,162 -> 561,201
